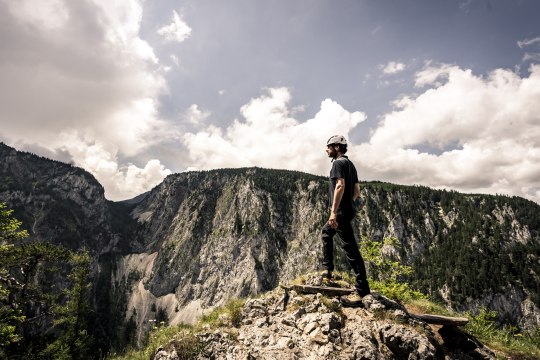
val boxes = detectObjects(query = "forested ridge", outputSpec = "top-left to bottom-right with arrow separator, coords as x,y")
358,181 -> 540,308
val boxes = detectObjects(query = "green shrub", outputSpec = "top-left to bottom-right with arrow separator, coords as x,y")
369,279 -> 427,302
359,237 -> 427,302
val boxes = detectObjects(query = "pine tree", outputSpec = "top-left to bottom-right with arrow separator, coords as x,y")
0,202 -> 95,358
0,202 -> 29,243
43,251 -> 94,359
0,202 -> 29,354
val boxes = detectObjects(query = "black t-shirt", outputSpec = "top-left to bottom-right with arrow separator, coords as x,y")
328,156 -> 359,216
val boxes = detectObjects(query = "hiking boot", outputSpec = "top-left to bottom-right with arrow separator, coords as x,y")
340,292 -> 364,307
318,269 -> 333,280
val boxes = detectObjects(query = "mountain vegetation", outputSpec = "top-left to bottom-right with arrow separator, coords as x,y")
358,181 -> 540,310
0,202 -> 95,359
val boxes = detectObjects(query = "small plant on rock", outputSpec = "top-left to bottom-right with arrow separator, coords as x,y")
359,236 -> 426,302
200,298 -> 246,328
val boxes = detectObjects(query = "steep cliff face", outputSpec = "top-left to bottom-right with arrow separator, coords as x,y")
139,169 -> 326,296
122,168 -> 328,341
0,142 -> 133,253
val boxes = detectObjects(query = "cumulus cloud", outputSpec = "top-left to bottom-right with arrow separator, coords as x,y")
56,135 -> 171,200
182,87 -> 366,174
414,62 -> 457,87
380,61 -> 406,75
157,10 -> 192,43
181,71 -> 540,204
183,104 -> 211,126
0,0 -> 174,200
6,0 -> 69,30
354,63 -> 540,203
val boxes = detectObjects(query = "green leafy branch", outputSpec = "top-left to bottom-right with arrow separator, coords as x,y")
360,236 -> 426,302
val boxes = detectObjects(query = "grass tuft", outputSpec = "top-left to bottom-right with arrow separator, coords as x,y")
464,307 -> 540,359
109,324 -> 202,360
200,298 -> 246,328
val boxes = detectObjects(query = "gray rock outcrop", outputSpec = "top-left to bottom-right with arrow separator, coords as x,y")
152,283 -> 496,360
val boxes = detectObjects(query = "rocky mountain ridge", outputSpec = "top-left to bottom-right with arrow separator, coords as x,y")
1,142 -> 539,353
0,142 -> 134,253
151,274 -> 496,360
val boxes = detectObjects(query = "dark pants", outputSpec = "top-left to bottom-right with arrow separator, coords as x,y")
322,213 -> 371,296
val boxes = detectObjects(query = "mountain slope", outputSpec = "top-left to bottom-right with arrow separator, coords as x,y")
0,142 -> 135,252
1,142 -> 539,352
125,168 -> 540,342
0,142 -> 138,351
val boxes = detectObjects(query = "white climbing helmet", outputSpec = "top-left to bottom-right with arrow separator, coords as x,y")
326,135 -> 347,146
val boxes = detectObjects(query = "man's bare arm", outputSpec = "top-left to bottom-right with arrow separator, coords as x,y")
353,182 -> 361,202
328,178 -> 345,229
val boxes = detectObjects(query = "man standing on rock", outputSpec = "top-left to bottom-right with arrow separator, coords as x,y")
321,135 -> 371,306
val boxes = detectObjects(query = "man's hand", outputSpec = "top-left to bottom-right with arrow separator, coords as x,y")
328,212 -> 338,229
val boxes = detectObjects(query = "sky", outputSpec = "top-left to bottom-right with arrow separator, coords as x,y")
1,0 -> 540,203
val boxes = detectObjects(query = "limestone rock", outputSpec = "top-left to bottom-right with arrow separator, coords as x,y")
151,290 -> 496,360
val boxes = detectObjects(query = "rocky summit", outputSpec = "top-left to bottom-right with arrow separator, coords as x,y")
152,274 -> 496,360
